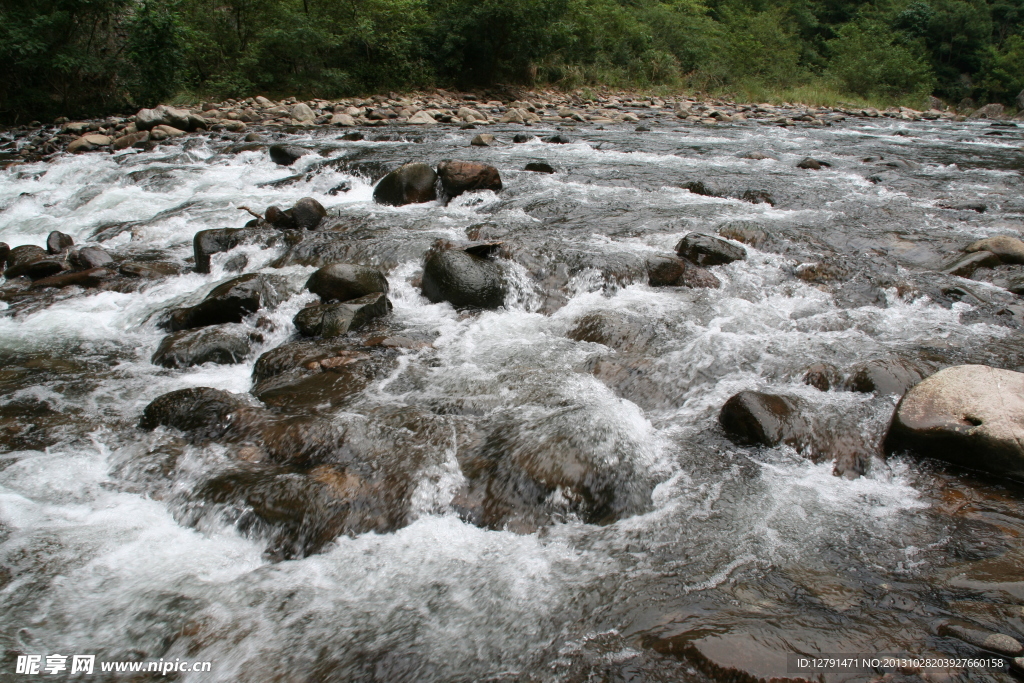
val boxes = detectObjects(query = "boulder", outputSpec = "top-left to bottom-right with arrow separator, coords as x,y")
5,245 -> 65,279
470,134 -> 495,147
1017,90 -> 1024,111
0,243 -> 8,272
646,256 -> 721,289
289,197 -> 327,230
305,263 -> 389,303
193,227 -> 261,274
843,358 -> 926,396
797,157 -> 830,170
436,160 -> 502,198
966,235 -> 1024,264
372,162 -> 438,206
970,103 -> 1005,119
293,292 -> 392,337
67,135 -> 110,153
676,233 -> 746,266
139,387 -> 251,438
943,251 -> 1000,277
407,111 -> 436,125
152,324 -> 261,368
45,231 -> 73,254
163,274 -> 289,331
112,131 -> 150,150
884,365 -> 1024,479
421,243 -> 506,309
717,221 -> 768,248
739,189 -> 774,205
567,311 -> 655,353
290,103 -> 316,122
30,267 -> 115,289
544,134 -> 573,144
329,113 -> 356,127
680,180 -> 717,197
135,105 -> 192,131
512,134 -> 535,143
803,363 -> 839,391
269,144 -> 308,166
719,391 -> 807,448
119,261 -> 181,278
524,162 -> 555,173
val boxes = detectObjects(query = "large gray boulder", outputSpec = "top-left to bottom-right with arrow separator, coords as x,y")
135,105 -> 193,131
372,163 -> 438,206
885,365 -> 1024,479
305,263 -> 388,303
436,160 -> 502,199
152,324 -> 261,368
421,244 -> 506,309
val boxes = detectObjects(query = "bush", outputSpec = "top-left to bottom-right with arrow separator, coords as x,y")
826,20 -> 936,100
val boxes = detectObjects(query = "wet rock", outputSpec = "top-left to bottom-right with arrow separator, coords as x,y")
119,261 -> 181,278
252,342 -> 394,409
305,263 -> 389,303
567,311 -> 656,352
75,246 -> 114,269
843,358 -> 926,396
289,197 -> 327,230
135,105 -> 192,131
112,131 -> 149,150
794,260 -> 848,283
943,251 -> 1001,277
193,227 -> 268,274
938,622 -> 1023,656
269,144 -> 308,166
797,157 -> 830,169
717,221 -> 768,248
152,324 -> 262,368
421,243 -> 506,309
719,391 -> 807,448
512,134 -> 534,143
647,630 -> 813,683
967,236 -> 1024,265
0,243 -> 8,272
680,181 -> 717,197
163,274 -> 289,331
293,292 -> 392,338
970,103 -> 1005,119
740,151 -> 775,160
739,189 -> 774,205
675,233 -> 746,266
646,255 -> 721,289
436,160 -> 502,198
885,365 -> 1024,479
941,201 -> 987,212
544,134 -> 573,144
470,134 -> 495,146
30,267 -> 115,289
4,245 -> 65,279
45,231 -> 73,254
372,162 -> 438,206
524,162 -> 555,173
67,134 -> 111,153
290,103 -> 315,122
803,363 -> 839,391
139,387 -> 250,439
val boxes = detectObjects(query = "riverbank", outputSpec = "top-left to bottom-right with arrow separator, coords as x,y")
5,87 -> 1019,167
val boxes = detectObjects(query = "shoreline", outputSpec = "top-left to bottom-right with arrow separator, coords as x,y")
1,88 -> 1017,168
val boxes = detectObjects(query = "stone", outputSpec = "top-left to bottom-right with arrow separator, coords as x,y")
943,251 -> 1000,277
269,144 -> 308,166
112,131 -> 150,150
290,103 -> 316,122
646,256 -> 721,289
717,221 -> 768,248
194,228 -> 248,274
45,231 -> 73,254
0,243 -> 9,272
938,622 -> 1023,656
305,263 -> 389,303
293,292 -> 392,338
680,180 -> 717,197
675,233 -> 746,266
797,157 -> 830,170
1017,90 -> 1024,111
290,197 -> 327,230
966,235 -> 1024,264
406,111 -> 436,125
30,267 -> 115,289
719,391 -> 807,448
524,162 -> 554,173
67,137 -> 97,153
739,189 -> 774,205
436,160 -> 502,198
135,105 -> 191,131
567,311 -> 655,353
152,324 -> 260,368
970,103 -> 1005,119
139,387 -> 250,439
843,358 -> 925,396
372,162 -> 438,206
803,363 -> 839,391
512,134 -> 534,143
544,134 -> 573,144
421,243 -> 506,309
163,274 -> 289,331
884,365 -> 1024,479
5,245 -> 60,279
329,114 -> 356,127
119,261 -> 181,278
470,134 -> 495,147
151,125 -> 184,138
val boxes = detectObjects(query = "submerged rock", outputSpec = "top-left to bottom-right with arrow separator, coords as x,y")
75,246 -> 114,269
269,144 -> 308,166
843,358 -> 927,396
163,274 -> 289,331
30,267 -> 115,289
421,242 -> 506,309
524,162 -> 555,174
139,387 -> 251,438
372,163 -> 437,206
797,157 -> 830,169
646,255 -> 721,289
152,324 -> 262,368
884,365 -> 1024,479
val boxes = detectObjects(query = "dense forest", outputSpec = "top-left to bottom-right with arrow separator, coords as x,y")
2,0 -> 1023,123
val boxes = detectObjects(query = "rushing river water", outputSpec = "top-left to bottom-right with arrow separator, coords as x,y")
1,115 -> 1024,682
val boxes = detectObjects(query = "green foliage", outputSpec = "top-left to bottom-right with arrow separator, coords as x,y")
3,0 -> 1024,122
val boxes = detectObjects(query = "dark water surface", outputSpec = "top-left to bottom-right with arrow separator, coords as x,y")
1,116 -> 1024,682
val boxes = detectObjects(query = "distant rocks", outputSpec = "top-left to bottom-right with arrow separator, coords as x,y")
524,162 -> 555,173
885,365 -> 1024,480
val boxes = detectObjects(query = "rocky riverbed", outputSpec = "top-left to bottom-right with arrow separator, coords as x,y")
1,94 -> 1024,681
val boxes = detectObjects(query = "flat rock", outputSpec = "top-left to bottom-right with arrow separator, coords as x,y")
164,274 -> 289,331
152,324 -> 261,368
676,233 -> 746,266
967,236 -> 1024,264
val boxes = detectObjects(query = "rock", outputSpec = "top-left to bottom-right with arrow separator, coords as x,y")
966,235 -> 1024,264
646,256 -> 721,289
112,131 -> 149,150
30,267 -> 115,289
943,251 -> 1000,277
470,134 -> 495,147
436,160 -> 502,198
719,391 -> 807,448
938,622 -> 1023,656
5,245 -> 65,279
524,162 -> 554,173
293,292 -> 392,337
421,243 -> 506,309
675,233 -> 746,266
290,198 -> 327,230
135,105 -> 192,131
543,134 -> 573,144
305,263 -> 389,303
193,227 -> 263,274
0,243 -> 9,272
970,103 -> 1005,119
119,261 -> 181,278
739,189 -> 774,205
1017,90 -> 1024,111
290,103 -> 316,122
567,311 -> 655,352
843,358 -> 926,396
680,181 -> 717,197
741,151 -> 775,160
647,630 -> 814,683
372,162 -> 438,206
45,231 -> 73,254
139,387 -> 250,438
512,134 -> 534,143
885,365 -> 1024,478
406,111 -> 436,125
163,274 -> 289,331
152,125 -> 185,138
67,136 -> 106,153
329,113 -> 356,127
941,201 -> 987,212
269,144 -> 308,166
803,363 -> 839,391
152,324 -> 261,368
717,221 -> 768,248
797,157 -> 830,169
